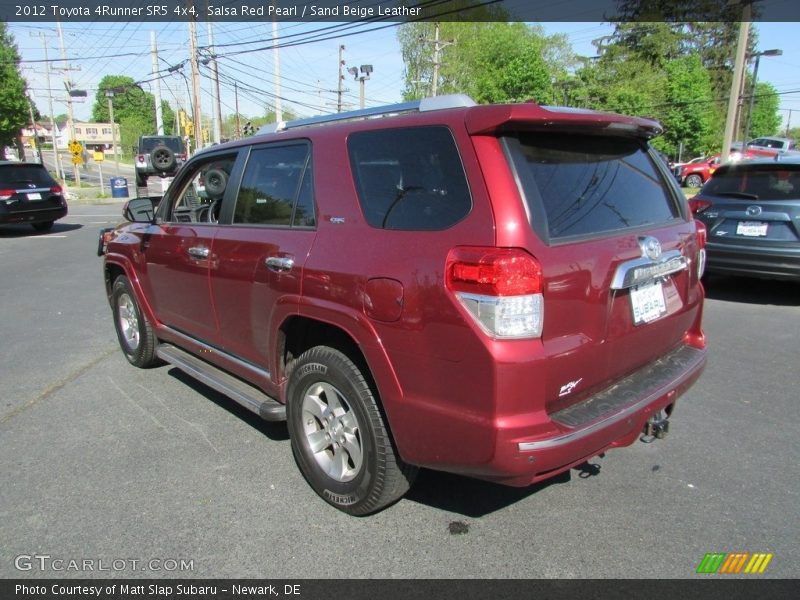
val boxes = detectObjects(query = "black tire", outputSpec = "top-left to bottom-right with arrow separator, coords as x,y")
685,174 -> 703,188
151,146 -> 177,173
31,221 -> 54,232
286,346 -> 417,515
135,173 -> 148,188
204,168 -> 228,198
111,276 -> 160,368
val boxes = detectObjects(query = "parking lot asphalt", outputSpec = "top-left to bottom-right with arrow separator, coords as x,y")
1,205 -> 798,579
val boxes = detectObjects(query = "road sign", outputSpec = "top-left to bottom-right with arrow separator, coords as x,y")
93,151 -> 104,162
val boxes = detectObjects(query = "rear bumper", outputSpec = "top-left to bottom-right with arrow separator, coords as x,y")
0,204 -> 67,225
402,342 -> 706,487
705,243 -> 800,281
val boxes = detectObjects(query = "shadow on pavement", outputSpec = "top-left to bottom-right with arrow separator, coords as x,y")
704,274 -> 799,307
0,222 -> 83,237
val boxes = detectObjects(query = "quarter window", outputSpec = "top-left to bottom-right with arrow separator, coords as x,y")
348,126 -> 471,230
233,144 -> 313,227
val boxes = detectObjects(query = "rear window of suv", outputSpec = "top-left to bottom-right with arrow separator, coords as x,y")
505,133 -> 680,241
139,137 -> 185,153
0,164 -> 57,187
348,126 -> 471,230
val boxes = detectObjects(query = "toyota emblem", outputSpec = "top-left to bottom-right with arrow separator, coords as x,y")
640,236 -> 662,261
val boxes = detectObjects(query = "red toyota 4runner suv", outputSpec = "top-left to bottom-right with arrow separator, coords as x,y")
102,96 -> 707,515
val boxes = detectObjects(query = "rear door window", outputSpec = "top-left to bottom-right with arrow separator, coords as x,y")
348,126 -> 471,230
140,137 -> 185,153
233,143 -> 314,227
505,133 -> 681,241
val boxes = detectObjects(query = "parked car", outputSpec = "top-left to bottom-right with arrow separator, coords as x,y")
690,158 -> 800,281
743,136 -> 796,158
135,135 -> 186,188
102,96 -> 707,515
0,161 -> 67,231
675,154 -> 722,188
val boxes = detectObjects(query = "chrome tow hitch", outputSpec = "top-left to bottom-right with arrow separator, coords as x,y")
641,409 -> 670,443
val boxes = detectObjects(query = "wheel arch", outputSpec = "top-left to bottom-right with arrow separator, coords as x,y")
277,314 -> 407,454
103,256 -> 159,328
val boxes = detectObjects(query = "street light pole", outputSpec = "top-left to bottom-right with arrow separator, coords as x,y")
743,48 -> 782,144
348,65 -> 373,109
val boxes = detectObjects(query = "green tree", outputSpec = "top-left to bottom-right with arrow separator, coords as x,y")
398,22 -> 560,104
657,55 -> 716,158
0,23 -> 30,149
745,81 -> 781,138
92,75 -> 176,156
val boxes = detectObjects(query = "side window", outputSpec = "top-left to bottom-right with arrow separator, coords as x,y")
233,144 -> 312,227
347,126 -> 472,230
165,154 -> 237,223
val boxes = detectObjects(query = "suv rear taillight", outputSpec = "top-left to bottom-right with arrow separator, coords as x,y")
688,198 -> 712,215
137,154 -> 145,163
50,185 -> 62,194
695,220 -> 707,279
0,188 -> 15,201
446,247 -> 544,339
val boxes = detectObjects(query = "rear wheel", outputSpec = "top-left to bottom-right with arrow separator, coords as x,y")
685,174 -> 703,188
286,346 -> 417,515
111,276 -> 159,368
135,173 -> 147,188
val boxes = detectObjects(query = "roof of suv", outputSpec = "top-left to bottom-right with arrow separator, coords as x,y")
213,96 -> 663,154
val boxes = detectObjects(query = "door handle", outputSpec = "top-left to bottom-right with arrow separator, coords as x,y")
265,256 -> 294,272
187,246 -> 210,259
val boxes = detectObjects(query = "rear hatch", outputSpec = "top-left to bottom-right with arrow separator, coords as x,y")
693,162 -> 800,248
473,107 -> 702,414
0,164 -> 64,213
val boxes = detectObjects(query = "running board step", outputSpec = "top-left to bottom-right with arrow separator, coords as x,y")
156,344 -> 286,421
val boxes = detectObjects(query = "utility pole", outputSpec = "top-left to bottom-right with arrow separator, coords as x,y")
337,45 -> 345,112
430,23 -> 454,97
348,65 -> 373,109
106,91 -> 120,175
721,2 -> 751,164
57,21 -> 80,185
26,93 -> 42,164
31,33 -> 64,183
188,17 -> 203,151
234,82 -> 241,139
271,9 -> 282,122
207,22 -> 223,144
151,32 -> 164,135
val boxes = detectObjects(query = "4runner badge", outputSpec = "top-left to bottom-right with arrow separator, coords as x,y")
559,378 -> 583,397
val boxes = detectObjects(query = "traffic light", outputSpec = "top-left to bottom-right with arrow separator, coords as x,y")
185,122 -> 194,137
243,121 -> 254,136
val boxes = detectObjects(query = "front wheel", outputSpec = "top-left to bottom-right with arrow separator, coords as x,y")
111,276 -> 160,368
286,346 -> 417,515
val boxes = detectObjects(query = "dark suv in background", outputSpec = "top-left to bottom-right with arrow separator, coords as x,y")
102,96 -> 707,515
135,135 -> 186,188
0,161 -> 67,231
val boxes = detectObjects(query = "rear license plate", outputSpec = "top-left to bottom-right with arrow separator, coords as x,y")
631,281 -> 667,325
26,192 -> 42,200
737,221 -> 768,237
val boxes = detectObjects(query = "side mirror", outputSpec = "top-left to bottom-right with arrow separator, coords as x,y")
123,197 -> 156,223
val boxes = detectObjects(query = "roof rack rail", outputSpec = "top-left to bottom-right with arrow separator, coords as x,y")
258,94 -> 476,135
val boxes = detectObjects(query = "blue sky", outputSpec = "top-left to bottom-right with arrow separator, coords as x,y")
10,20 -> 800,133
